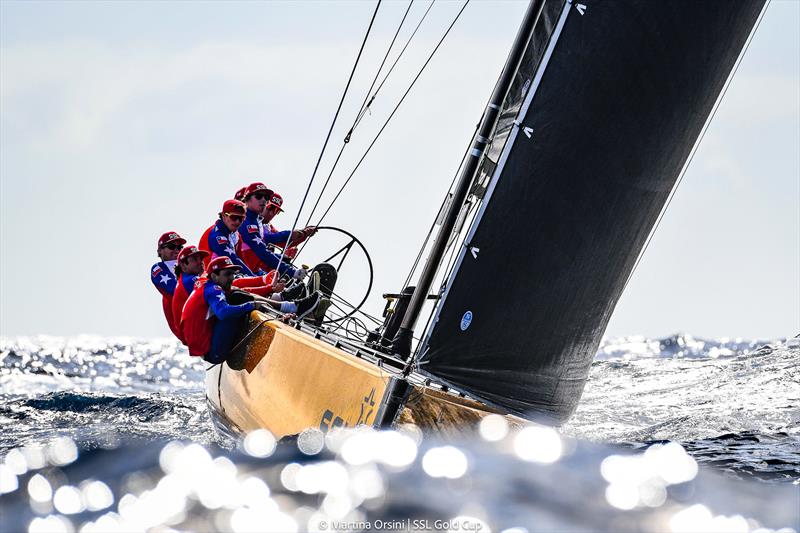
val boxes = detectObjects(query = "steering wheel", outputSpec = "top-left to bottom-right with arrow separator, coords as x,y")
283,226 -> 373,325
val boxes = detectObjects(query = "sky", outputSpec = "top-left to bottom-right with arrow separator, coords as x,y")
1,0 -> 798,341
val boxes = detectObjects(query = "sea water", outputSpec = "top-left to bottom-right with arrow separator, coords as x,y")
0,334 -> 798,531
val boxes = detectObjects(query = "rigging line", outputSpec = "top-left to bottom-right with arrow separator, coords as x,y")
402,134 -> 471,289
312,0 -> 471,229
228,316 -> 277,355
353,316 -> 370,335
325,292 -> 422,340
276,0 -> 382,272
439,200 -> 479,289
328,289 -> 385,325
414,199 -> 478,353
350,0 -> 417,135
620,0 -> 770,296
401,90 -> 490,289
304,0 -> 416,228
366,0 -> 437,123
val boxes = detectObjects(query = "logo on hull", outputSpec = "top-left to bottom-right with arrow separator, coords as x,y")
319,387 -> 377,432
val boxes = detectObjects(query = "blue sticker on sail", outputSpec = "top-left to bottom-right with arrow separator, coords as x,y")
460,311 -> 473,331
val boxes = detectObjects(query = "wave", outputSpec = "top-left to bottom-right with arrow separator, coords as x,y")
596,333 -> 798,360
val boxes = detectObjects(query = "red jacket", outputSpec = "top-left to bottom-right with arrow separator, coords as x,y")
198,226 -> 214,270
171,273 -> 198,345
150,261 -> 181,340
161,296 -> 180,339
181,278 -> 213,357
180,278 -> 255,357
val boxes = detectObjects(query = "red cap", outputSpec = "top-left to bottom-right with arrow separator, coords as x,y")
221,199 -> 246,216
243,182 -> 272,199
158,231 -> 186,248
177,245 -> 209,263
234,187 -> 247,202
207,256 -> 241,275
267,192 -> 284,212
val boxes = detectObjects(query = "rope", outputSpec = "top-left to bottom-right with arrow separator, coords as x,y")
351,0 -> 416,130
401,120 -> 480,288
218,363 -> 224,414
366,0 -> 437,125
228,316 -> 277,354
412,198 -> 478,354
275,0 -> 382,274
328,289 -> 385,326
304,0 -> 422,227
203,317 -> 272,372
352,0 -> 437,133
620,0 -> 771,295
311,0 -> 471,228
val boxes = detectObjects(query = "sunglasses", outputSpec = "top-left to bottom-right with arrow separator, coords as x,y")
251,193 -> 268,201
162,243 -> 183,251
224,213 -> 245,222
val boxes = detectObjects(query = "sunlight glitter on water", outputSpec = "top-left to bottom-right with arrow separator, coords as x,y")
1,334 -> 798,532
0,428 -> 793,533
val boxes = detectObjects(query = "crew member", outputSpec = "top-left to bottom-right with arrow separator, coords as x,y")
150,231 -> 186,339
171,245 -> 209,343
181,256 -> 323,363
236,183 -> 309,279
198,199 -> 257,275
171,245 -> 304,342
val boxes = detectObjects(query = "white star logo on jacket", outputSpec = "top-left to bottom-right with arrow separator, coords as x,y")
159,274 -> 171,285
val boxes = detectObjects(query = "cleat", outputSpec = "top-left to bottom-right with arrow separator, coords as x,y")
280,280 -> 307,301
294,291 -> 321,321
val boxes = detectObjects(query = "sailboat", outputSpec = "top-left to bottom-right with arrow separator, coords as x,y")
206,0 -> 766,439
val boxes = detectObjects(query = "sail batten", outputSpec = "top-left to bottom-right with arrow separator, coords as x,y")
416,0 -> 766,423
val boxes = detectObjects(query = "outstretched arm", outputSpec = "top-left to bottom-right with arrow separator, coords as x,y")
239,228 -> 297,277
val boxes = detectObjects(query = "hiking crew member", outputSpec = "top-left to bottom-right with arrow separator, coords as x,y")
198,199 -> 256,275
171,245 -> 209,343
236,183 -> 308,280
181,256 -> 322,364
150,231 -> 186,339
172,244 -> 306,339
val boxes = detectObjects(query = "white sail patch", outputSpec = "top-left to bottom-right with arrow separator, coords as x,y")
460,311 -> 473,331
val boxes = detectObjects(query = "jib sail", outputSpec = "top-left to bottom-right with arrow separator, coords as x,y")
416,0 -> 766,423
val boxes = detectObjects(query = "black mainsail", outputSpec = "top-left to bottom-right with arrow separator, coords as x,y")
412,0 -> 766,423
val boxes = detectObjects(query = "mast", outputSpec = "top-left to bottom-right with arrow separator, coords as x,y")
392,0 -> 547,358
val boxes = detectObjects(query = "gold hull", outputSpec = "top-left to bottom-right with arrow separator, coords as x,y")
206,312 -> 519,439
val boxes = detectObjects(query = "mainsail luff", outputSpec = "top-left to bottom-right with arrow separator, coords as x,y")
391,0 -> 548,358
416,0 -> 766,423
